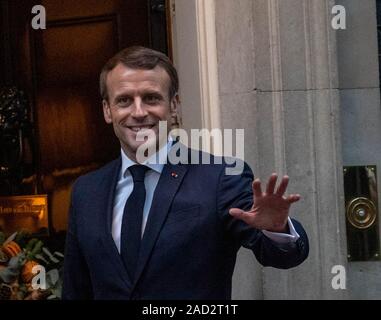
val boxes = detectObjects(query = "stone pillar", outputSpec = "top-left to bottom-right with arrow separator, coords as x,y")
215,0 -> 262,299
215,0 -> 348,299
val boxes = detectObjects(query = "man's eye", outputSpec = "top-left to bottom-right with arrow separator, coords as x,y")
116,97 -> 131,106
145,95 -> 161,104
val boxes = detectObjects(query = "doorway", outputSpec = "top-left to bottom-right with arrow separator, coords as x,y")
0,0 -> 169,234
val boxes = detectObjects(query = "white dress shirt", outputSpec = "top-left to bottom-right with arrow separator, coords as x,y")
112,140 -> 299,253
112,140 -> 169,253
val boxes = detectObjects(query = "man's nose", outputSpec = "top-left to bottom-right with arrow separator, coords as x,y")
131,98 -> 148,118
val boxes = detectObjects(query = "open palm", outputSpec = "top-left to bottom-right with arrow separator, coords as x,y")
229,173 -> 300,233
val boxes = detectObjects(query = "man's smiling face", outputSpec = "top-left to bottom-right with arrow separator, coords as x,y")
103,63 -> 177,160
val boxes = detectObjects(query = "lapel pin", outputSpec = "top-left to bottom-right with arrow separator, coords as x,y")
171,172 -> 178,178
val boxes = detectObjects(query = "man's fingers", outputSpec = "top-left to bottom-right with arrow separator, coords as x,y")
286,194 -> 301,203
252,179 -> 262,198
275,175 -> 289,196
229,208 -> 252,224
266,173 -> 277,194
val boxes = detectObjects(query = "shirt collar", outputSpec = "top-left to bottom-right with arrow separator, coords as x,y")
120,135 -> 173,178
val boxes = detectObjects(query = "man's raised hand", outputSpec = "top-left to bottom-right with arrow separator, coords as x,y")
229,173 -> 300,233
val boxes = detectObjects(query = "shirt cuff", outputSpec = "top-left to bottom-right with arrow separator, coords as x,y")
262,217 -> 300,244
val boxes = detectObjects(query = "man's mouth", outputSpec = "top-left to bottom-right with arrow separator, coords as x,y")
127,125 -> 155,132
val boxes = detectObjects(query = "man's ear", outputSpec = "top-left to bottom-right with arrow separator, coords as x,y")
170,94 -> 180,117
103,99 -> 112,124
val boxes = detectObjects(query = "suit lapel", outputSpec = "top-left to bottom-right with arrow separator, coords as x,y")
99,157 -> 134,288
131,162 -> 188,289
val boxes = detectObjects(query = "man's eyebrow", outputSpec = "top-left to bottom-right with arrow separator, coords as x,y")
142,90 -> 163,96
112,89 -> 164,101
113,93 -> 132,100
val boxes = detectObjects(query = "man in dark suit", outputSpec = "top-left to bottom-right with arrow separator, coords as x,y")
63,46 -> 309,300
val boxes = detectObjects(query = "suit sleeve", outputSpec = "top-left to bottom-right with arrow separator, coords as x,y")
62,181 -> 94,299
217,160 -> 309,269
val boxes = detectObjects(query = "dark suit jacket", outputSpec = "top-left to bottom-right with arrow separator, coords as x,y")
62,150 -> 309,300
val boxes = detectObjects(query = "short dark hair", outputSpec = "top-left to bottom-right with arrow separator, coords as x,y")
100,46 -> 179,101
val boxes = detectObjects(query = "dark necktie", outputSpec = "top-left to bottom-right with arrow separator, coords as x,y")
120,164 -> 149,280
